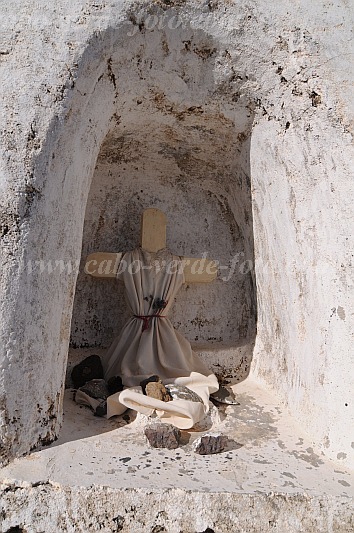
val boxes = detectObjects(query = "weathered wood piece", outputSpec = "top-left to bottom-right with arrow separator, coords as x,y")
84,252 -> 122,278
140,208 -> 166,253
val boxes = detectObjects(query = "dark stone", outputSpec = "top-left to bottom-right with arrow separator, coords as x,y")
144,423 -> 181,449
94,400 -> 107,417
140,375 -> 161,394
107,375 -> 124,394
79,379 -> 109,400
210,385 -> 240,405
193,433 -> 228,455
145,382 -> 172,402
112,515 -> 125,531
71,354 -> 104,388
165,383 -> 203,403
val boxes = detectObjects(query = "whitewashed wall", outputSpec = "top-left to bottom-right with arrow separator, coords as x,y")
0,0 -> 352,469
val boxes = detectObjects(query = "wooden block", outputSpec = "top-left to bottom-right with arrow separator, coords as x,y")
140,208 -> 167,253
84,252 -> 122,278
85,253 -> 218,282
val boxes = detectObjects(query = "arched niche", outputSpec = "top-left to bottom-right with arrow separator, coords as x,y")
70,84 -> 257,355
1,1 -> 352,473
1,20 -> 256,462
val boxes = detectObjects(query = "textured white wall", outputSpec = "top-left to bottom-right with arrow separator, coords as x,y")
0,0 -> 352,468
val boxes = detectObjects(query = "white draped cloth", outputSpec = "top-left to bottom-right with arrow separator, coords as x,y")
78,247 -> 219,429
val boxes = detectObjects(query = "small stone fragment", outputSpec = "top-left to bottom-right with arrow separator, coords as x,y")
193,433 -> 228,455
79,379 -> 109,400
144,423 -> 181,449
94,400 -> 107,417
140,375 -> 161,394
210,385 -> 240,405
71,354 -> 104,388
165,383 -> 203,403
107,375 -> 124,394
145,381 -> 172,402
192,402 -> 221,431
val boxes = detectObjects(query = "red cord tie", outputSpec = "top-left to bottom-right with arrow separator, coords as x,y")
134,314 -> 166,332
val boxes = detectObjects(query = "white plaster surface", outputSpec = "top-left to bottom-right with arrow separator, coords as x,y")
0,0 -> 353,475
1,379 -> 353,532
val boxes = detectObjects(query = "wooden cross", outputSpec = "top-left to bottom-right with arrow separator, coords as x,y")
85,208 -> 218,283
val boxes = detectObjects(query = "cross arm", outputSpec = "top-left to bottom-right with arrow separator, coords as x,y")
84,252 -> 123,278
84,253 -> 218,282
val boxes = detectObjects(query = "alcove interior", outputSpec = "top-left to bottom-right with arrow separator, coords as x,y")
68,71 -> 257,382
3,11 -> 353,508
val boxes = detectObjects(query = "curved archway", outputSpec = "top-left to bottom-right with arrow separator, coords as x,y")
2,3 -> 351,470
1,20 -> 257,460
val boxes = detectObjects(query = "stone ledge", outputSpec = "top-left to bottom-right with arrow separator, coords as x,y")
1,378 -> 353,532
0,483 -> 353,533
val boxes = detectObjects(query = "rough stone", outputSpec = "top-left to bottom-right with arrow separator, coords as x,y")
107,376 -> 124,395
165,384 -> 203,403
144,423 -> 181,449
210,386 -> 240,405
193,433 -> 228,455
145,382 -> 172,402
79,379 -> 109,400
71,355 -> 104,389
192,402 -> 222,432
140,375 -> 161,395
94,400 -> 107,418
